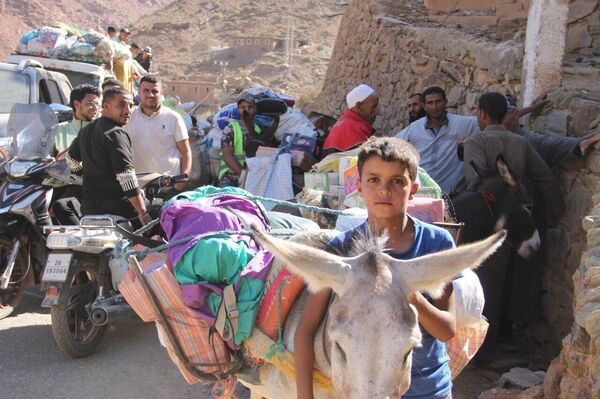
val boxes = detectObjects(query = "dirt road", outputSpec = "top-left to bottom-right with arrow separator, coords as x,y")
0,287 -> 249,399
1,287 -> 498,399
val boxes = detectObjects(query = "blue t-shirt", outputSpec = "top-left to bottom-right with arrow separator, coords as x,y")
328,216 -> 455,399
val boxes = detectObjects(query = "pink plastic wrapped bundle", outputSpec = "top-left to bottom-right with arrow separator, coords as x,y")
37,27 -> 67,48
407,197 -> 445,223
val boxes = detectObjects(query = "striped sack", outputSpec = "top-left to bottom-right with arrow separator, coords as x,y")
120,258 -> 231,384
445,318 -> 489,380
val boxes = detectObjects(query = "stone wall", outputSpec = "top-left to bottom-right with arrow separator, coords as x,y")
425,0 -> 532,27
528,89 -> 600,354
313,0 -> 600,396
532,86 -> 600,398
561,1 -> 600,93
565,0 -> 599,55
312,0 -> 524,135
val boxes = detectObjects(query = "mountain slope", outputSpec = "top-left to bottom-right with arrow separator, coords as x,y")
130,0 -> 344,98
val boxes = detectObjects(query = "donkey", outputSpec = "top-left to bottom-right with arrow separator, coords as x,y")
452,155 -> 540,258
241,227 -> 507,399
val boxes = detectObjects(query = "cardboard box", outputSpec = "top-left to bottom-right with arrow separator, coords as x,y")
338,156 -> 357,188
328,172 -> 340,187
304,172 -> 329,192
343,164 -> 359,197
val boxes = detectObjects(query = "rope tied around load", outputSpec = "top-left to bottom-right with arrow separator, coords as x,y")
127,191 -> 356,260
265,277 -> 287,360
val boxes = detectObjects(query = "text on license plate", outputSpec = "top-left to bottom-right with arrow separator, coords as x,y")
42,253 -> 73,282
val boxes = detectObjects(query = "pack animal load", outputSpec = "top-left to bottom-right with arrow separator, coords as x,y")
16,23 -> 130,66
120,187 -> 288,384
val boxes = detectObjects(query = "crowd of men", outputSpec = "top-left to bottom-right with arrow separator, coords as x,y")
61,75 -> 190,227
56,64 -> 600,348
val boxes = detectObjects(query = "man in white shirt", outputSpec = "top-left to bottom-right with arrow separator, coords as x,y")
126,74 -> 191,183
395,86 -> 480,193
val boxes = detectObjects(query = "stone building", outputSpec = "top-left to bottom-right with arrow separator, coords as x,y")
312,0 -> 600,397
162,80 -> 218,105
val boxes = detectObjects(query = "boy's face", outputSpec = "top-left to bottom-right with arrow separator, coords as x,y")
358,157 -> 419,221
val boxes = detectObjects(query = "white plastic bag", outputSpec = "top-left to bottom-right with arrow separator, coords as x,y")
445,268 -> 488,379
275,107 -> 317,141
244,154 -> 294,211
451,269 -> 485,327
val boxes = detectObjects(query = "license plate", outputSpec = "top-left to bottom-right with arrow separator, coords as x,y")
41,252 -> 73,283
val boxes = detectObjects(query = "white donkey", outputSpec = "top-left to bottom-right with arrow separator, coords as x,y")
240,227 -> 506,399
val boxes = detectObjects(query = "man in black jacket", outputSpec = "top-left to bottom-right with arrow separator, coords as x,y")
66,87 -> 150,226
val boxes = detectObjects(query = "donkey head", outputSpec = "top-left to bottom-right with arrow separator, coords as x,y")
252,227 -> 506,399
469,155 -> 540,258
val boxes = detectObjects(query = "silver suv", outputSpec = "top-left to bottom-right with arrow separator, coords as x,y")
0,59 -> 72,149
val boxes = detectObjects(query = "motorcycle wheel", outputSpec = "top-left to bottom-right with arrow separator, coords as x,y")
51,257 -> 108,358
0,237 -> 27,320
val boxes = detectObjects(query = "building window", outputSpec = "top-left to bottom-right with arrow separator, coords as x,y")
206,87 -> 210,93
195,87 -> 198,93
172,86 -> 176,91
255,39 -> 260,45
247,39 -> 251,44
266,40 -> 269,44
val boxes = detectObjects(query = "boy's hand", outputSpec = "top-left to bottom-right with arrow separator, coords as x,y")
407,291 -> 420,306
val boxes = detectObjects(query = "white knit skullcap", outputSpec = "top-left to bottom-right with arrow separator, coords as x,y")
346,84 -> 375,109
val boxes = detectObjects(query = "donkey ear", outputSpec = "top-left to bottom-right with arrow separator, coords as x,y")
496,154 -> 517,187
390,230 -> 506,298
251,227 -> 350,294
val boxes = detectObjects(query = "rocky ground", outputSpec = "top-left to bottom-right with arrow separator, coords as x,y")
0,287 -> 544,399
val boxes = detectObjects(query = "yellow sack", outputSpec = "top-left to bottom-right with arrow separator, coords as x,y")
245,329 -> 333,391
113,58 -> 133,92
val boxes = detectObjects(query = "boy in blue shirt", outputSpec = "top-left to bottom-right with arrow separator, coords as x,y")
295,137 -> 456,399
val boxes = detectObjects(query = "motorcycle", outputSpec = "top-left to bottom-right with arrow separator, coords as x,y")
0,103 -> 73,319
42,173 -> 186,358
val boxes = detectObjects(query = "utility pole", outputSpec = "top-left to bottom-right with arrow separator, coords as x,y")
284,13 -> 295,85
214,60 -> 228,105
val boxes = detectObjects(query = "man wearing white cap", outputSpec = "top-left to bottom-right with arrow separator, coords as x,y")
322,84 -> 379,156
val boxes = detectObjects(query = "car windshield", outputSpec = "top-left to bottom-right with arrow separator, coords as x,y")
0,70 -> 29,113
8,103 -> 58,159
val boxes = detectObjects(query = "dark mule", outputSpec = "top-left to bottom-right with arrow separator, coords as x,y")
452,155 -> 539,349
452,155 -> 539,258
